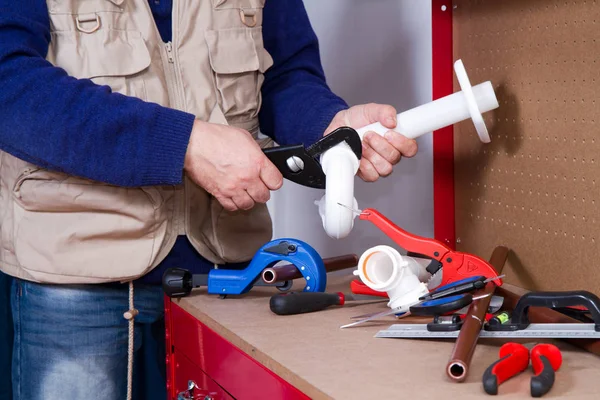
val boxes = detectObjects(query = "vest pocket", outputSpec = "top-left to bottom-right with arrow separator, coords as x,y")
11,168 -> 168,281
211,0 -> 266,9
205,27 -> 274,124
48,28 -> 151,100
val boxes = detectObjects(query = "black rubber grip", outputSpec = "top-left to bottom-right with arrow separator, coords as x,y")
269,292 -> 342,315
482,355 -> 507,395
531,356 -> 555,398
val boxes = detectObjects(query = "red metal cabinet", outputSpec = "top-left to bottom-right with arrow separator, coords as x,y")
165,297 -> 311,400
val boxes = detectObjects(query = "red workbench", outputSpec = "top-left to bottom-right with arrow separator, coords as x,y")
164,274 -> 599,399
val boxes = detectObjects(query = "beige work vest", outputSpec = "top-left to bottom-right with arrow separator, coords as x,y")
0,0 -> 275,284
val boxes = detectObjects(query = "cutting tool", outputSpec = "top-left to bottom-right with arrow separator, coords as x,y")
341,277 -> 499,329
262,126 -> 362,189
162,238 -> 327,298
348,207 -> 502,296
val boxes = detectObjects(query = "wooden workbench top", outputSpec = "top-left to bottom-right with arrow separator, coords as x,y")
175,272 -> 600,399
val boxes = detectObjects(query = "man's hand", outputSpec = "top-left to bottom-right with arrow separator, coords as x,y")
184,120 -> 283,212
324,103 -> 418,182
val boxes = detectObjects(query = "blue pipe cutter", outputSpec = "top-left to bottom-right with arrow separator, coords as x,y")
162,238 -> 327,298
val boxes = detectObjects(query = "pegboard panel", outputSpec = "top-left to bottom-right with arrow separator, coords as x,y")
452,0 -> 600,292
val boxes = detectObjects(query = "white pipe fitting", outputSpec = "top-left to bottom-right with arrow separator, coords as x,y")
316,60 -> 499,239
354,245 -> 430,311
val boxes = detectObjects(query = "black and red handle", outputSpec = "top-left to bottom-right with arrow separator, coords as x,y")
482,343 -> 530,395
269,292 -> 344,315
530,344 -> 562,398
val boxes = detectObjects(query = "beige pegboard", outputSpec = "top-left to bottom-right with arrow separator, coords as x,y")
453,0 -> 600,292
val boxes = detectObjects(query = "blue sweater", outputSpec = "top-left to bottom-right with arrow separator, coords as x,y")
0,0 -> 348,284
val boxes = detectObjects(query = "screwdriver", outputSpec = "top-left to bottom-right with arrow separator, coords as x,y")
269,291 -> 385,316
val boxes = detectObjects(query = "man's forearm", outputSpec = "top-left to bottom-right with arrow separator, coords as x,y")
0,2 -> 194,187
259,0 -> 348,147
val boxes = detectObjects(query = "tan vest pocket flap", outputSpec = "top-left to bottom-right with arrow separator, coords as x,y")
205,27 -> 273,121
48,28 -> 151,98
11,169 -> 168,281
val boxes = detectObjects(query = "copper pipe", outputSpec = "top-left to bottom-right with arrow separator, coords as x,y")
261,254 -> 358,284
446,246 -> 509,382
496,285 -> 600,357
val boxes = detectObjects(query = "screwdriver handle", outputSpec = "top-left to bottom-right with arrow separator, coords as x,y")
269,292 -> 344,315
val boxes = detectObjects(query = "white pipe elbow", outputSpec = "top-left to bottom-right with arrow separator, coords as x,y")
354,245 -> 430,310
315,142 -> 360,239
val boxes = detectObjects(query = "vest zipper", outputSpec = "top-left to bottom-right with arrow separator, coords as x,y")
164,41 -> 185,112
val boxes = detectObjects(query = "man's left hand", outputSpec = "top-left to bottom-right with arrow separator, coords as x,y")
324,103 -> 418,182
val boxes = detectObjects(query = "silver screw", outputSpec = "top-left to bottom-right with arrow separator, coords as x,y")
441,5 -> 447,11
456,237 -> 462,244
286,156 -> 304,172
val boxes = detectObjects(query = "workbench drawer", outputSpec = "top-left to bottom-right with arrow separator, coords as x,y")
169,302 -> 310,400
174,351 -> 233,400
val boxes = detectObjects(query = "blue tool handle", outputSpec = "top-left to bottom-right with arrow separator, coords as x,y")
207,238 -> 326,295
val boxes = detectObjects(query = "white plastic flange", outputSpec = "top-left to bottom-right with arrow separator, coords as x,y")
353,245 -> 430,310
453,59 -> 490,143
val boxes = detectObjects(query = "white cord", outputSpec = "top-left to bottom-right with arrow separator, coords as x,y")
123,281 -> 138,400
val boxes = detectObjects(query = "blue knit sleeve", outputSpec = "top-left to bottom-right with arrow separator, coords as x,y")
0,0 -> 195,187
259,0 -> 349,147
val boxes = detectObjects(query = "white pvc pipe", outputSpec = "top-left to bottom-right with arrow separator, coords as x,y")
353,245 -> 430,310
355,81 -> 498,140
316,60 -> 499,239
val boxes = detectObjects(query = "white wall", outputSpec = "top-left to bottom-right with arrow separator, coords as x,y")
268,0 -> 434,258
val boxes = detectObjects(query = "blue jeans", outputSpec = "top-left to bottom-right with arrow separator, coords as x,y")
10,279 -> 167,400
1,271 -> 13,400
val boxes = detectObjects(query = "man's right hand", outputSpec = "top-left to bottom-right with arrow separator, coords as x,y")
184,120 -> 283,212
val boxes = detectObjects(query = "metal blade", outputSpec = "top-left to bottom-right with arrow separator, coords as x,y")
427,269 -> 443,290
341,307 -> 411,329
376,323 -> 600,339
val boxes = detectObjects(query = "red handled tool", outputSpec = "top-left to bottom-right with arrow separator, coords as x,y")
482,343 -> 530,395
356,208 -> 502,290
269,291 -> 386,315
530,344 -> 562,398
483,343 -> 562,397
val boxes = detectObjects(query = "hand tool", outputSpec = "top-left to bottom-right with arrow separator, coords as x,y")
482,343 -> 530,395
261,254 -> 358,284
446,245 -> 508,382
409,294 -> 475,317
348,295 -> 502,320
344,275 -> 503,328
349,206 -> 502,290
377,322 -> 600,339
162,238 -> 326,298
269,291 -> 386,316
340,306 -> 411,329
262,126 -> 361,189
377,289 -> 600,338
496,285 -> 600,357
484,290 -> 600,333
418,275 -> 505,301
482,343 -> 562,398
530,344 -> 562,398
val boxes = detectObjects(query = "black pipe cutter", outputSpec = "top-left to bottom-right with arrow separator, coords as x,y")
262,126 -> 362,189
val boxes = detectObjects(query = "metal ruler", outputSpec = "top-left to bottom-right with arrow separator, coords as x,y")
375,323 -> 600,339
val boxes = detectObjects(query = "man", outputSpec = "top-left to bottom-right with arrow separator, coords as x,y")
0,0 -> 418,399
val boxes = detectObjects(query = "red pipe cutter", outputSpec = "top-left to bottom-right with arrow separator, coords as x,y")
350,208 -> 502,297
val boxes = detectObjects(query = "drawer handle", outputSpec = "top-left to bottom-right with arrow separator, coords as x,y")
178,380 -> 215,400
